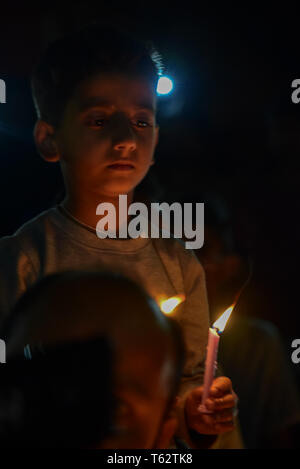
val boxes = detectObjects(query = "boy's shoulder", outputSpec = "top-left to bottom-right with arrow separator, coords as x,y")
0,207 -> 57,253
0,208 -> 59,320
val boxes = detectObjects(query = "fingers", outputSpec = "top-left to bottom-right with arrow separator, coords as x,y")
214,408 -> 236,423
209,376 -> 233,397
189,380 -> 237,412
205,392 -> 237,411
191,411 -> 235,435
185,379 -> 239,436
189,377 -> 233,402
202,407 -> 235,424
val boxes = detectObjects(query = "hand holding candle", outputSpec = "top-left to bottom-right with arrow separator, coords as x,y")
185,376 -> 238,436
198,305 -> 234,413
159,296 -> 238,438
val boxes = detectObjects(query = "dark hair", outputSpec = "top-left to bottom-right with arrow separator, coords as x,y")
164,316 -> 185,407
31,23 -> 163,127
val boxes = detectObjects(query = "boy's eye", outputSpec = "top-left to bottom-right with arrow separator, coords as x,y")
85,116 -> 107,127
92,118 -> 106,127
86,117 -> 152,129
134,120 -> 151,128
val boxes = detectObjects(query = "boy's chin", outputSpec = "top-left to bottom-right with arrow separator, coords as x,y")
94,183 -> 137,198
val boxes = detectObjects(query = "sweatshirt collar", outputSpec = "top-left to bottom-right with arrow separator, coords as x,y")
48,205 -> 151,253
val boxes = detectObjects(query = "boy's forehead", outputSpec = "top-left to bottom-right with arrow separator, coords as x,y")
74,72 -> 157,113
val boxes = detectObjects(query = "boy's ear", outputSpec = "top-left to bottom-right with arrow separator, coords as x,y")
33,120 -> 60,163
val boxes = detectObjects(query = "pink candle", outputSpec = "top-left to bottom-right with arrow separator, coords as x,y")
198,305 -> 234,414
198,327 -> 220,413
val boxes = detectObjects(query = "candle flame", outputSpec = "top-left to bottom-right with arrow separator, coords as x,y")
212,305 -> 234,332
160,295 -> 185,315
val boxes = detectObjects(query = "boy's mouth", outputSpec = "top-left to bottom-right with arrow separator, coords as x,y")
107,162 -> 135,171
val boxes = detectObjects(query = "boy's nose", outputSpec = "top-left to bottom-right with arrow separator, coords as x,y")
112,119 -> 137,154
113,139 -> 137,153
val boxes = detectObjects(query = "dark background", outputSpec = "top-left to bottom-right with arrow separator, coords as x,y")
0,3 -> 299,382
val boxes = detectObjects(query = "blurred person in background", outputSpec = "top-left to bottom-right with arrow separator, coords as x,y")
180,192 -> 300,448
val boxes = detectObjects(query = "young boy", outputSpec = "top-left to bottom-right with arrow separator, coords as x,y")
0,24 -> 239,447
3,271 -> 184,449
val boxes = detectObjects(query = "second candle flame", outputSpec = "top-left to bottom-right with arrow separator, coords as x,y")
212,305 -> 234,333
160,295 -> 185,314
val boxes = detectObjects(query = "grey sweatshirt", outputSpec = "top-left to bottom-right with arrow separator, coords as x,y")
0,206 -> 209,392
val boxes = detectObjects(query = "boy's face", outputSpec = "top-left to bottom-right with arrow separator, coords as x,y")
52,73 -> 159,198
101,344 -> 174,449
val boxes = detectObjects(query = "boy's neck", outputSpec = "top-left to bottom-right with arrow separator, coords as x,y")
61,191 -> 134,233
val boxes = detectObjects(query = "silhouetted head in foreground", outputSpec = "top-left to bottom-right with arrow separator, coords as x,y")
3,271 -> 184,448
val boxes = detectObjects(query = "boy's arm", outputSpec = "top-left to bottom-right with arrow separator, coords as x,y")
0,237 -> 38,331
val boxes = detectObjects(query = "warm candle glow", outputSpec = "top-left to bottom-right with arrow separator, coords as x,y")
212,305 -> 234,333
160,295 -> 185,314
